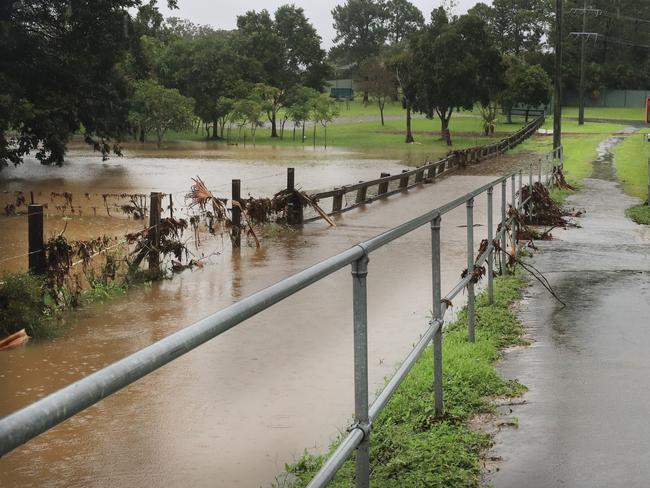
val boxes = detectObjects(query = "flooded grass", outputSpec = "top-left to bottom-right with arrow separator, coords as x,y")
165,113 -> 528,161
282,275 -> 527,488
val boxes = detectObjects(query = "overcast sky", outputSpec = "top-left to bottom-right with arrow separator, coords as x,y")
158,1 -> 490,48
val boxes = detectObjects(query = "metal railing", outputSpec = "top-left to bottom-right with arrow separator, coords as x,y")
0,150 -> 562,487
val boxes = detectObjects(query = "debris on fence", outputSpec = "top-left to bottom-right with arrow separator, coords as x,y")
550,166 -> 575,190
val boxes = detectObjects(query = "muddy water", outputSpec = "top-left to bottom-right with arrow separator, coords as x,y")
0,144 -> 522,487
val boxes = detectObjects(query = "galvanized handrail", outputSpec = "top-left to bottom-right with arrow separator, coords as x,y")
0,149 -> 563,488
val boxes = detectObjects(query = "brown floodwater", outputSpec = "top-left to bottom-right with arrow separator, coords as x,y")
0,143 -> 524,487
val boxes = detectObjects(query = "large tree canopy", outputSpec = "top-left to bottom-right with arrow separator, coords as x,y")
410,10 -> 504,146
0,0 -> 177,168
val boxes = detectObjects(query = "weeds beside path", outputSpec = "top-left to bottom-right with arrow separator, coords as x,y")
281,275 -> 527,488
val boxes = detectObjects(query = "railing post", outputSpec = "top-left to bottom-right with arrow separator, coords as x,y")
231,180 -> 241,247
466,198 -> 475,343
431,215 -> 443,416
511,174 -> 517,244
501,180 -> 508,275
518,169 -> 523,210
351,255 -> 370,488
148,192 -> 162,276
487,187 -> 494,305
27,204 -> 46,275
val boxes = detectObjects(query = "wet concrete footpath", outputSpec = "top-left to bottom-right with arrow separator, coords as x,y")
490,139 -> 650,487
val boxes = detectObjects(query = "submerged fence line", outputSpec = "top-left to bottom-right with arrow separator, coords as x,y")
0,147 -> 563,488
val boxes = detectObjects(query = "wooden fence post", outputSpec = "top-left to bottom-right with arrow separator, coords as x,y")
647,157 -> 650,204
148,192 -> 162,276
356,183 -> 368,204
169,194 -> 174,219
332,191 -> 344,213
415,169 -> 424,183
231,180 -> 241,247
286,168 -> 303,226
399,170 -> 409,189
28,204 -> 46,275
378,173 -> 390,195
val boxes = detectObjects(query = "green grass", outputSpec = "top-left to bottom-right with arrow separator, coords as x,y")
165,109 -> 528,160
281,275 -> 527,488
611,130 -> 649,200
610,129 -> 650,225
517,132 -> 616,188
541,118 -> 629,134
626,204 -> 650,225
561,106 -> 646,122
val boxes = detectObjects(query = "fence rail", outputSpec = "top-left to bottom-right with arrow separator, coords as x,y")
0,146 -> 562,487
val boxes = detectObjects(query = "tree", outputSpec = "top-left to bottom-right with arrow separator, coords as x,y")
232,97 -> 264,146
331,0 -> 387,102
356,56 -> 397,126
236,6 -> 330,137
388,48 -> 418,143
500,58 -> 552,123
286,86 -> 319,142
384,0 -> 425,44
128,79 -> 195,147
311,94 -> 340,149
0,0 -> 177,168
468,0 -> 551,56
410,11 -> 504,146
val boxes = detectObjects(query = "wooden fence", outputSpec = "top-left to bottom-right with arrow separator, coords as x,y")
306,115 -> 545,222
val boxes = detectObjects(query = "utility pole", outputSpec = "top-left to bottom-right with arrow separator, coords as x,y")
553,0 -> 563,151
578,0 -> 587,125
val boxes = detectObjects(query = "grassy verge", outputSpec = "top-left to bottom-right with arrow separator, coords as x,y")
610,129 -> 650,225
280,274 -> 527,488
561,106 -> 645,121
625,204 -> 650,225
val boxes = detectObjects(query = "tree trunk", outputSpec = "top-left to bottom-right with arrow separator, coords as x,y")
212,119 -> 220,139
363,91 -> 369,105
405,104 -> 414,143
379,100 -> 385,126
324,125 -> 327,149
302,122 -> 305,143
293,125 -> 296,141
139,127 -> 145,143
440,112 -> 452,146
313,123 -> 316,147
270,113 -> 278,138
507,108 -> 513,124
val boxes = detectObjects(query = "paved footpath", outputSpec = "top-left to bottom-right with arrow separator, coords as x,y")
490,137 -> 650,487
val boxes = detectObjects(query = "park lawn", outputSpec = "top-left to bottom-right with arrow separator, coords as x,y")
561,106 -> 646,122
611,129 -> 650,224
281,275 -> 527,488
541,118 -> 629,134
